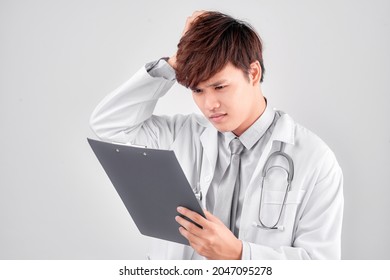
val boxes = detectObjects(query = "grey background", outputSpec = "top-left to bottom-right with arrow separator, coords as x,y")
0,0 -> 389,259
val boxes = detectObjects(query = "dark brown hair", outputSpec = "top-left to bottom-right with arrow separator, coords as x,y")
175,11 -> 265,89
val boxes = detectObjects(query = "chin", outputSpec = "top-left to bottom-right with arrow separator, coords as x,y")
212,124 -> 234,133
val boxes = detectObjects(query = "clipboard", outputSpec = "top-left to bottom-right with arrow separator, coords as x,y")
87,138 -> 205,245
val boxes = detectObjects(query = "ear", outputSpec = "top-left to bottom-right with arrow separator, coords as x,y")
248,61 -> 262,85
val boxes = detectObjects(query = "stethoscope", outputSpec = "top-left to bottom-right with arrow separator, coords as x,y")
194,141 -> 294,231
252,142 -> 294,231
194,183 -> 202,201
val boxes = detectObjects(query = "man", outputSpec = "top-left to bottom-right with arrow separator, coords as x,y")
90,11 -> 344,259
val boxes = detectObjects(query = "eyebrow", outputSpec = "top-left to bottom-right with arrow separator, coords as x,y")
206,79 -> 228,87
190,79 -> 228,91
192,79 -> 228,91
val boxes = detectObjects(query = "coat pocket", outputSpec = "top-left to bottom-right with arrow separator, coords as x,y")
244,189 -> 305,247
258,189 -> 305,228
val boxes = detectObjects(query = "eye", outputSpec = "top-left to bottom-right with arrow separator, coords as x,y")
215,85 -> 226,90
192,88 -> 203,94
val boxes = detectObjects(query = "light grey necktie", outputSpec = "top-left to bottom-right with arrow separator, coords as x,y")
213,138 -> 244,235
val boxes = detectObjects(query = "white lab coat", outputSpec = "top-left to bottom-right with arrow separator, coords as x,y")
90,65 -> 344,259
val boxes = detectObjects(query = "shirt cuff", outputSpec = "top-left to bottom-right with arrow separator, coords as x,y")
241,241 -> 252,260
145,58 -> 176,81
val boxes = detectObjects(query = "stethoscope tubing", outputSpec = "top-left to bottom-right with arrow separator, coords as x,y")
194,142 -> 294,231
255,143 -> 294,230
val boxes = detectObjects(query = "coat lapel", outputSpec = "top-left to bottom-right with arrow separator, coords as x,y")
199,124 -> 218,207
239,112 -> 296,237
246,113 -> 295,190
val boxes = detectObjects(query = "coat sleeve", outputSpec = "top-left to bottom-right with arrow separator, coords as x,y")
242,149 -> 344,259
89,60 -> 190,149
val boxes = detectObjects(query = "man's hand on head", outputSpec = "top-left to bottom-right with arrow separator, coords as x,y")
182,10 -> 207,36
168,10 -> 207,70
175,206 -> 243,260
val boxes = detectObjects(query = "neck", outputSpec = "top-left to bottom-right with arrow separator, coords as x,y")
257,95 -> 267,119
233,93 -> 266,136
249,95 -> 267,126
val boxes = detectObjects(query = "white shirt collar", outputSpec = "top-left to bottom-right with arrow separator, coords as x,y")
222,100 -> 276,151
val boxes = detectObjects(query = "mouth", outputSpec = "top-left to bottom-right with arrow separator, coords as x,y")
209,113 -> 227,123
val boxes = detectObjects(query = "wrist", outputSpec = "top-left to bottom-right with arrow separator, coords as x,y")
236,239 -> 243,260
230,239 -> 243,260
168,54 -> 177,70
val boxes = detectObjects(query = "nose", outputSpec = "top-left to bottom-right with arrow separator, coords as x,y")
204,92 -> 220,111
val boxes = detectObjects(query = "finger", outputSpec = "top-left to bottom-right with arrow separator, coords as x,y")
177,207 -> 208,227
204,209 -> 224,225
179,227 -> 213,259
191,10 -> 207,19
178,226 -> 203,247
187,10 -> 205,22
175,215 -> 203,236
182,10 -> 207,35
